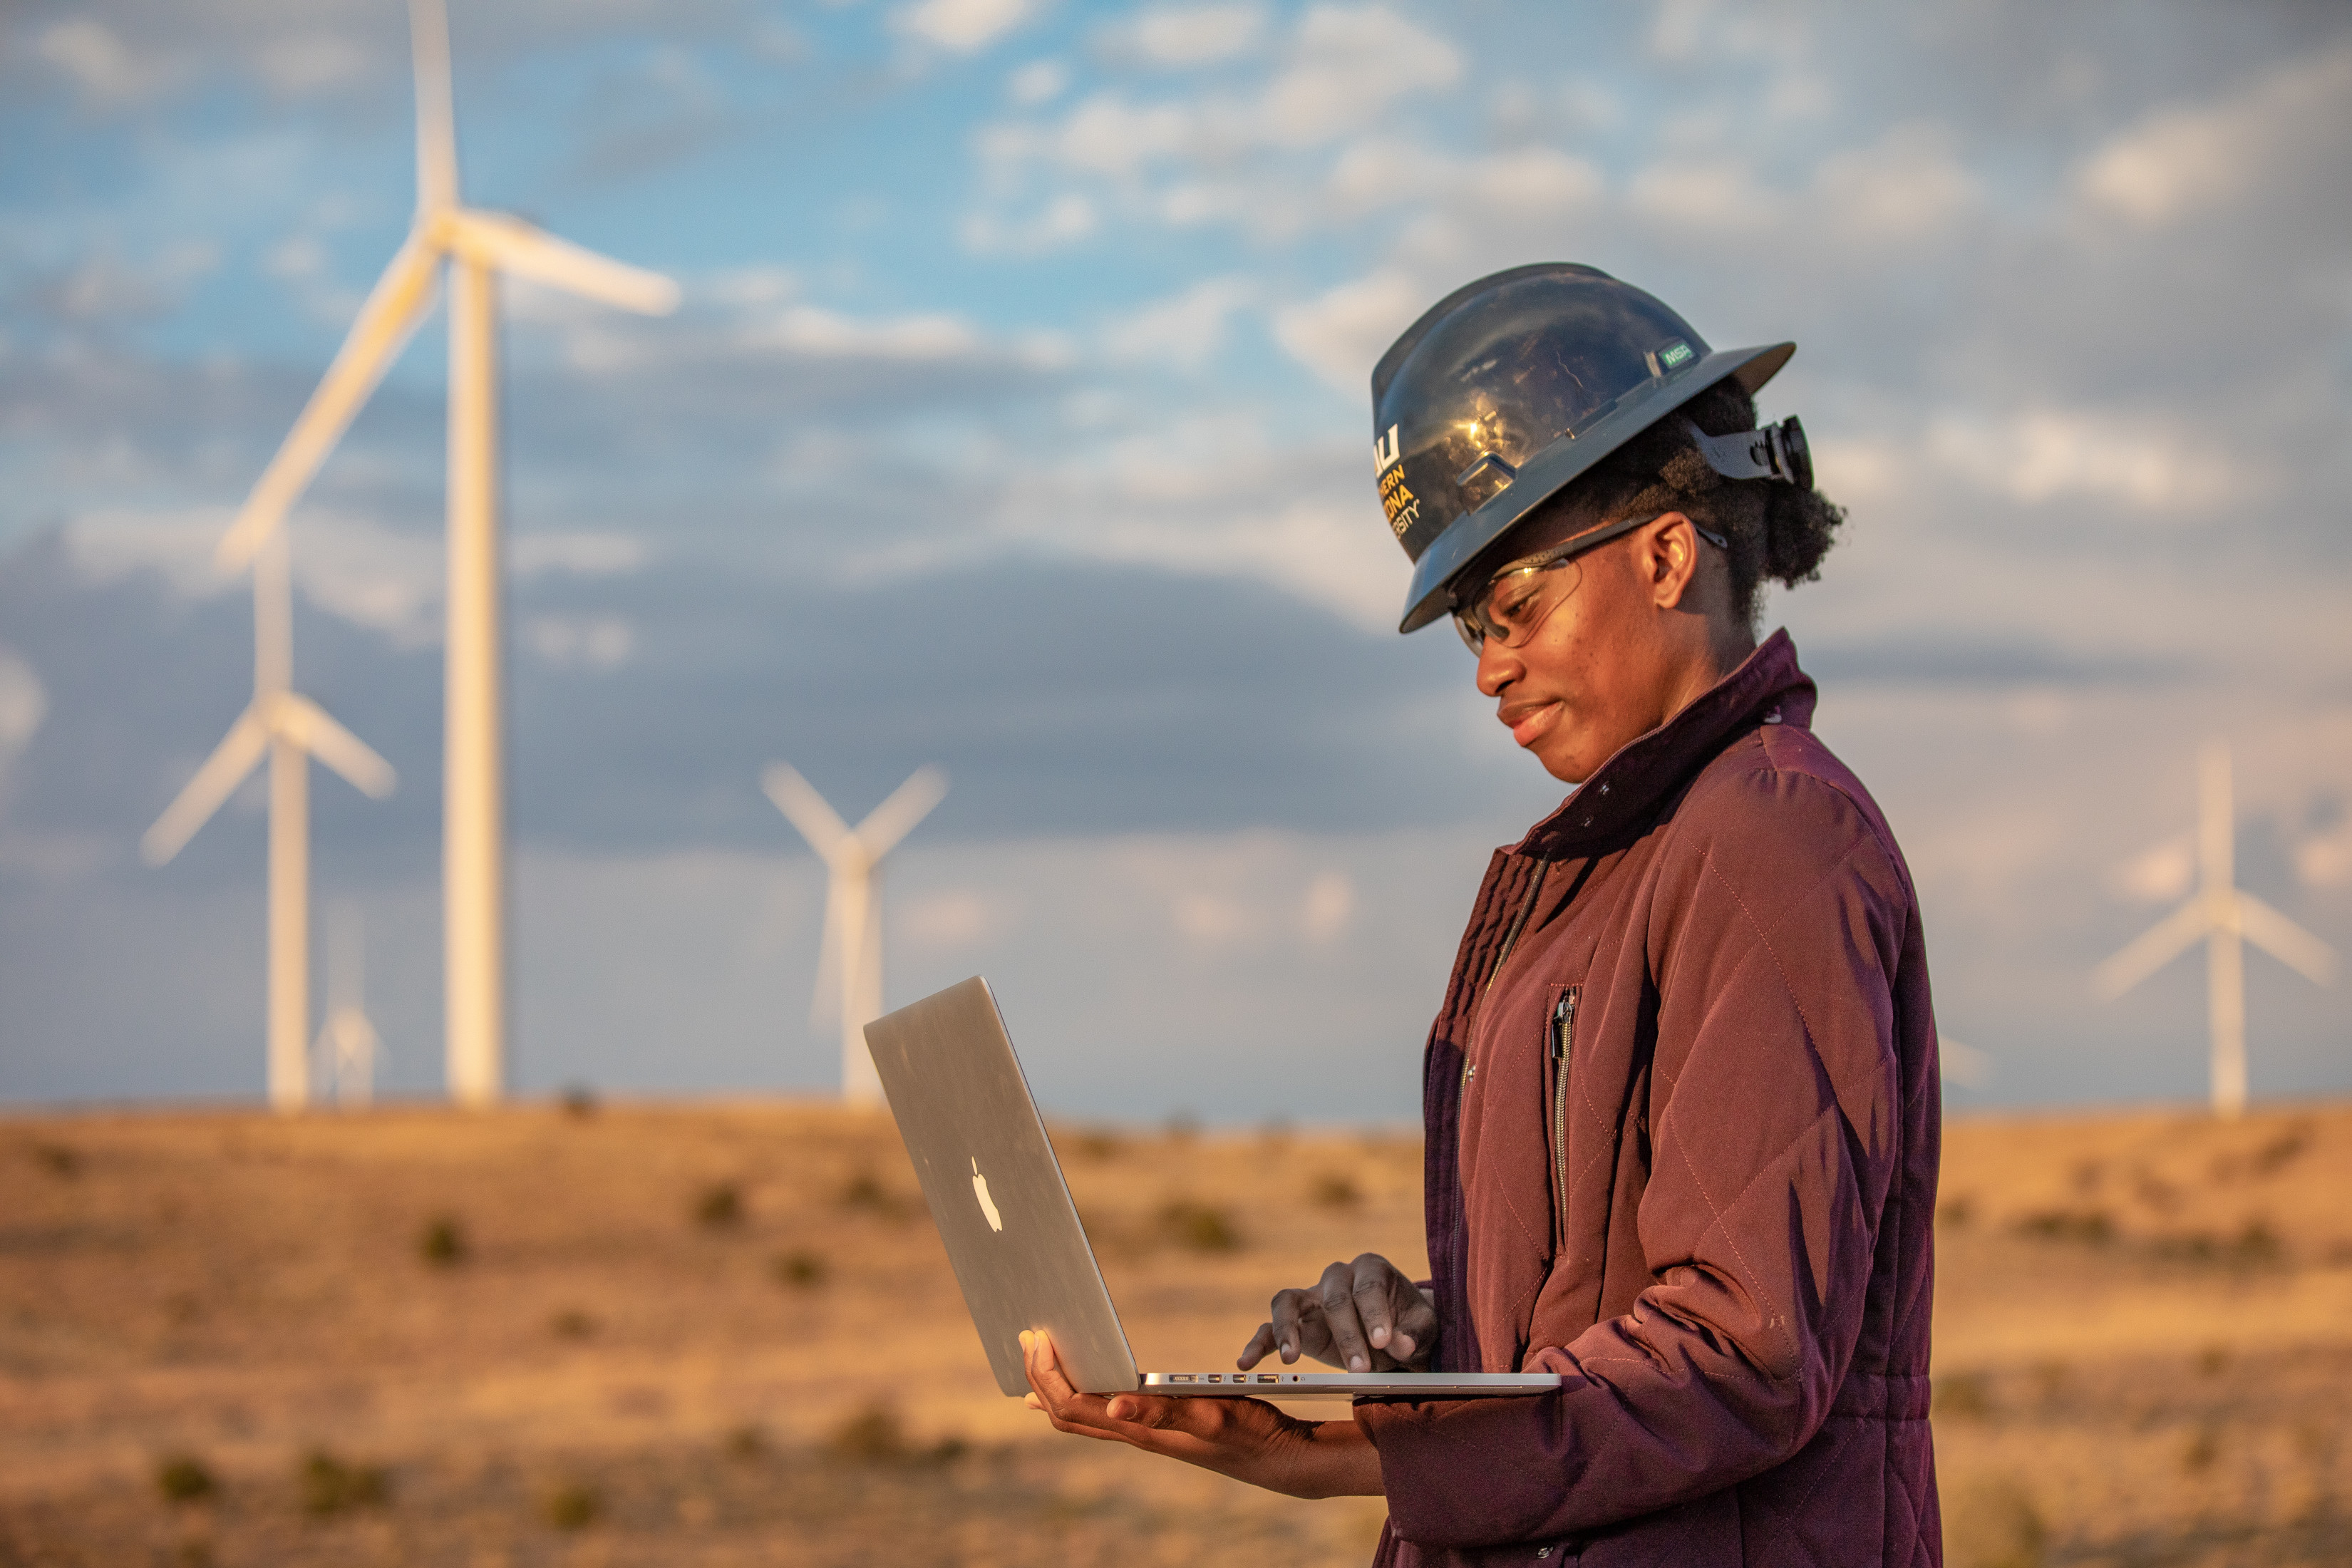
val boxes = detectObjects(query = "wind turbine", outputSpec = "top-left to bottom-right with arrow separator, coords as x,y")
2095,740 -> 2336,1118
210,0 -> 679,1108
762,764 -> 948,1105
143,531 -> 396,1112
314,901 -> 384,1106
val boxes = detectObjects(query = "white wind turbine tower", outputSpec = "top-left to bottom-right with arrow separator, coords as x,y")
2095,739 -> 2336,1118
143,532 -> 397,1112
210,0 -> 679,1108
314,902 -> 384,1106
763,764 -> 948,1105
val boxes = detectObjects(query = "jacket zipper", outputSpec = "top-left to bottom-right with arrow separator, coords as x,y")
1549,989 -> 1578,1239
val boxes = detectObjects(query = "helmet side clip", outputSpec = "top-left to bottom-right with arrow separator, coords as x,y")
1682,416 -> 1812,492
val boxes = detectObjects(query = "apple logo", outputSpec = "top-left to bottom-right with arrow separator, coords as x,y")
971,1158 -> 1004,1232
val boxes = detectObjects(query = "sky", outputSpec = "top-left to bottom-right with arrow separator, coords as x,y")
2,0 -> 2349,1123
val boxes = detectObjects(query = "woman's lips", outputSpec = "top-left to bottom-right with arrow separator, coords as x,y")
1505,699 -> 1561,748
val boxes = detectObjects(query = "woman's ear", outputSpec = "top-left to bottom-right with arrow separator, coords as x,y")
1643,512 -> 1703,611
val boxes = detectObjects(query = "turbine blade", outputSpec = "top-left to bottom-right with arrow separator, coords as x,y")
809,880 -> 846,1026
763,763 -> 851,857
142,709 -> 270,865
215,238 -> 442,572
2093,899 -> 2209,999
270,693 -> 397,798
438,210 -> 679,315
2234,892 -> 2338,985
853,765 -> 947,856
408,0 -> 459,211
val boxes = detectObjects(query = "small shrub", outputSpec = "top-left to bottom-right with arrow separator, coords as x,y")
298,1449 -> 389,1515
2230,1219 -> 2283,1268
694,1182 -> 744,1229
1309,1172 -> 1362,1209
723,1423 -> 765,1460
1936,1196 -> 1974,1230
1071,1128 -> 1125,1162
839,1172 -> 909,1221
2069,1158 -> 2103,1194
2196,1343 -> 2229,1377
2030,1359 -> 2068,1403
2132,1170 -> 2182,1212
1933,1371 -> 1994,1421
1157,1198 -> 1241,1253
2013,1208 -> 2113,1247
542,1480 -> 599,1530
770,1249 -> 826,1289
2182,1424 -> 2221,1474
825,1401 -> 965,1466
1946,1473 -> 2046,1568
31,1142 -> 80,1178
155,1453 -> 217,1505
559,1085 -> 599,1119
418,1215 -> 467,1267
2249,1125 -> 2311,1176
550,1309 -> 597,1340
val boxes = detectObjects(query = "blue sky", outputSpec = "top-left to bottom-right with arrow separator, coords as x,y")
3,0 -> 2349,1119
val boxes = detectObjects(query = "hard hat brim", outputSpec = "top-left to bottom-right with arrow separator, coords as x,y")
1396,340 -> 1795,634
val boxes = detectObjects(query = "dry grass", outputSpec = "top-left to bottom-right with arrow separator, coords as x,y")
0,1098 -> 2346,1564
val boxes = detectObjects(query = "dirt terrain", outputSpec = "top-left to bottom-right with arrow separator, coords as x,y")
2,1097 -> 2348,1567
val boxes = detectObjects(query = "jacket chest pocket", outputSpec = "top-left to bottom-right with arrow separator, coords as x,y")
1543,984 -> 1580,1250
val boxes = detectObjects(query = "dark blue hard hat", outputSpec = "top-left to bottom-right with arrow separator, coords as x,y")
1373,264 -> 1796,634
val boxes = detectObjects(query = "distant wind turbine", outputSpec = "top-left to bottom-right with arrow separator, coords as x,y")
143,532 -> 396,1112
2095,740 -> 2336,1118
762,764 -> 947,1105
314,901 -> 384,1106
210,0 -> 679,1108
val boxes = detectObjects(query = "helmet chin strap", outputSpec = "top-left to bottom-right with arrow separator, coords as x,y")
1681,416 -> 1812,490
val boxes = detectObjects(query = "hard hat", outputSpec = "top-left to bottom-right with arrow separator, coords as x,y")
1372,263 -> 1800,634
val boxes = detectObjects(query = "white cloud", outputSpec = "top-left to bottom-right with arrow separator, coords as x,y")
2299,823 -> 2352,889
1260,4 -> 1460,147
1271,269 -> 1422,394
512,532 -> 649,579
892,0 -> 1043,53
753,305 -> 983,360
901,887 -> 1010,948
2108,835 -> 2194,903
2075,47 -> 2352,227
961,192 -> 1098,254
1101,274 -> 1257,368
253,33 -> 371,96
1103,4 -> 1267,68
1007,58 -> 1070,105
522,614 -> 635,670
1811,124 -> 1981,244
1301,869 -> 1353,942
36,19 -> 173,106
1927,410 -> 2251,513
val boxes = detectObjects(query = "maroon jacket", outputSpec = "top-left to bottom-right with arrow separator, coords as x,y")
1357,632 -> 1941,1567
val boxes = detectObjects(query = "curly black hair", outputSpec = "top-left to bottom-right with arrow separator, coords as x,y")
1502,379 -> 1846,632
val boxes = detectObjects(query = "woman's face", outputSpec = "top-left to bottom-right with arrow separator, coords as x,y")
1470,513 -> 1721,785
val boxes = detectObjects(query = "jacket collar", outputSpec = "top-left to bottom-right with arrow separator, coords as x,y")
1514,628 -> 1816,859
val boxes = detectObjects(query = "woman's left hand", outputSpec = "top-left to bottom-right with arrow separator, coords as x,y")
1019,1329 -> 1385,1498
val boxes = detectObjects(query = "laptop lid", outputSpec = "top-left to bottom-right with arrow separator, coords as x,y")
863,976 -> 1140,1396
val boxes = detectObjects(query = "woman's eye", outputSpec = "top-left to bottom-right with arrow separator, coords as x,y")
1493,577 -> 1542,622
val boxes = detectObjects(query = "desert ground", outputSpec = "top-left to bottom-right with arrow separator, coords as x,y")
3,1096 -> 2348,1567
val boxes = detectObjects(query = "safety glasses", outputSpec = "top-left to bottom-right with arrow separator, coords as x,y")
1450,512 -> 1726,652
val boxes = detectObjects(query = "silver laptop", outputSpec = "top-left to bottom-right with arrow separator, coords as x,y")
863,976 -> 1562,1402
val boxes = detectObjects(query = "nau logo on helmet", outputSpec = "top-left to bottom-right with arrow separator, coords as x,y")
1373,424 -> 1418,538
1373,423 -> 1403,475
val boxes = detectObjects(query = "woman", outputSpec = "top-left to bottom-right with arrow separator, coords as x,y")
1023,264 -> 1943,1568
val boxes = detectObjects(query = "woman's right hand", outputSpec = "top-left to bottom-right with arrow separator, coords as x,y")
1237,1253 -> 1437,1373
